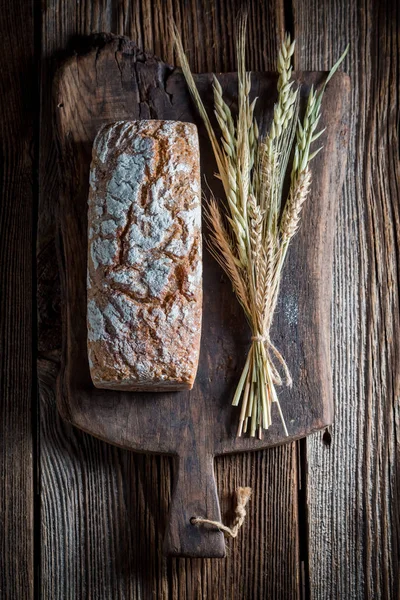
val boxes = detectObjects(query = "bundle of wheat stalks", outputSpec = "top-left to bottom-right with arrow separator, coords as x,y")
173,15 -> 348,438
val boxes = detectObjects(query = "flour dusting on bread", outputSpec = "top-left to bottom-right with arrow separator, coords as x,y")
87,120 -> 202,391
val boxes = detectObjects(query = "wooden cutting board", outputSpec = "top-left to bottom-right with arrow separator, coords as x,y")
54,34 -> 350,558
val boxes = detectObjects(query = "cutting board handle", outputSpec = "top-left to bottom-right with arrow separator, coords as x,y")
163,451 -> 226,558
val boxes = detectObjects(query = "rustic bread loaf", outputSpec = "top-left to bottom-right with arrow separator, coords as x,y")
87,120 -> 202,391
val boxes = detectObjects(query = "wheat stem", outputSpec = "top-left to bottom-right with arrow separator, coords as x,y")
172,14 -> 348,437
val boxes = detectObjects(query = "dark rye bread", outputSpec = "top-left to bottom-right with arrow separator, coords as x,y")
87,120 -> 202,391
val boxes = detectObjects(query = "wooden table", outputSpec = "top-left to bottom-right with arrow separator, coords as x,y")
1,0 -> 398,598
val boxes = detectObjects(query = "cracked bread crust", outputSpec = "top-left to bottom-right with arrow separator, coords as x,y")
87,120 -> 202,391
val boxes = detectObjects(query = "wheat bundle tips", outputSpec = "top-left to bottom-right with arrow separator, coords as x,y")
173,15 -> 348,438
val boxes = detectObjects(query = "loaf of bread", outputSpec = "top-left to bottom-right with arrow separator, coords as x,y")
87,120 -> 202,391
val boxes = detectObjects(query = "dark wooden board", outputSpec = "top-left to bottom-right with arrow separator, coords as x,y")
292,0 -> 400,598
54,35 -> 349,558
32,0 -> 399,597
0,0 -> 35,597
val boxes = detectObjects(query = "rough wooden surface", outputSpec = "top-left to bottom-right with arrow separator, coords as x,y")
0,0 -> 34,598
38,1 -> 305,597
292,0 -> 400,598
38,0 -> 306,596
0,0 -> 392,597
54,35 -> 349,558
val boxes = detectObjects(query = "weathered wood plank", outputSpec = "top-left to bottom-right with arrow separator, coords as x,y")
0,0 -> 35,597
39,0 -> 302,597
292,0 -> 400,597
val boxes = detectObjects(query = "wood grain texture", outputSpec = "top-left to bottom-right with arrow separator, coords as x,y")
38,0 -> 305,596
54,35 -> 348,557
292,0 -> 400,598
0,0 -> 34,598
33,0 -> 399,596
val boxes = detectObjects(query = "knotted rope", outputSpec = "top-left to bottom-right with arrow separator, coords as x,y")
191,487 -> 252,538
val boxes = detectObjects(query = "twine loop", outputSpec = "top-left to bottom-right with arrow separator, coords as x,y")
191,487 -> 252,538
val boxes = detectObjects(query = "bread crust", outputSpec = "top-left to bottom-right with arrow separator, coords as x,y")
87,120 -> 202,391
